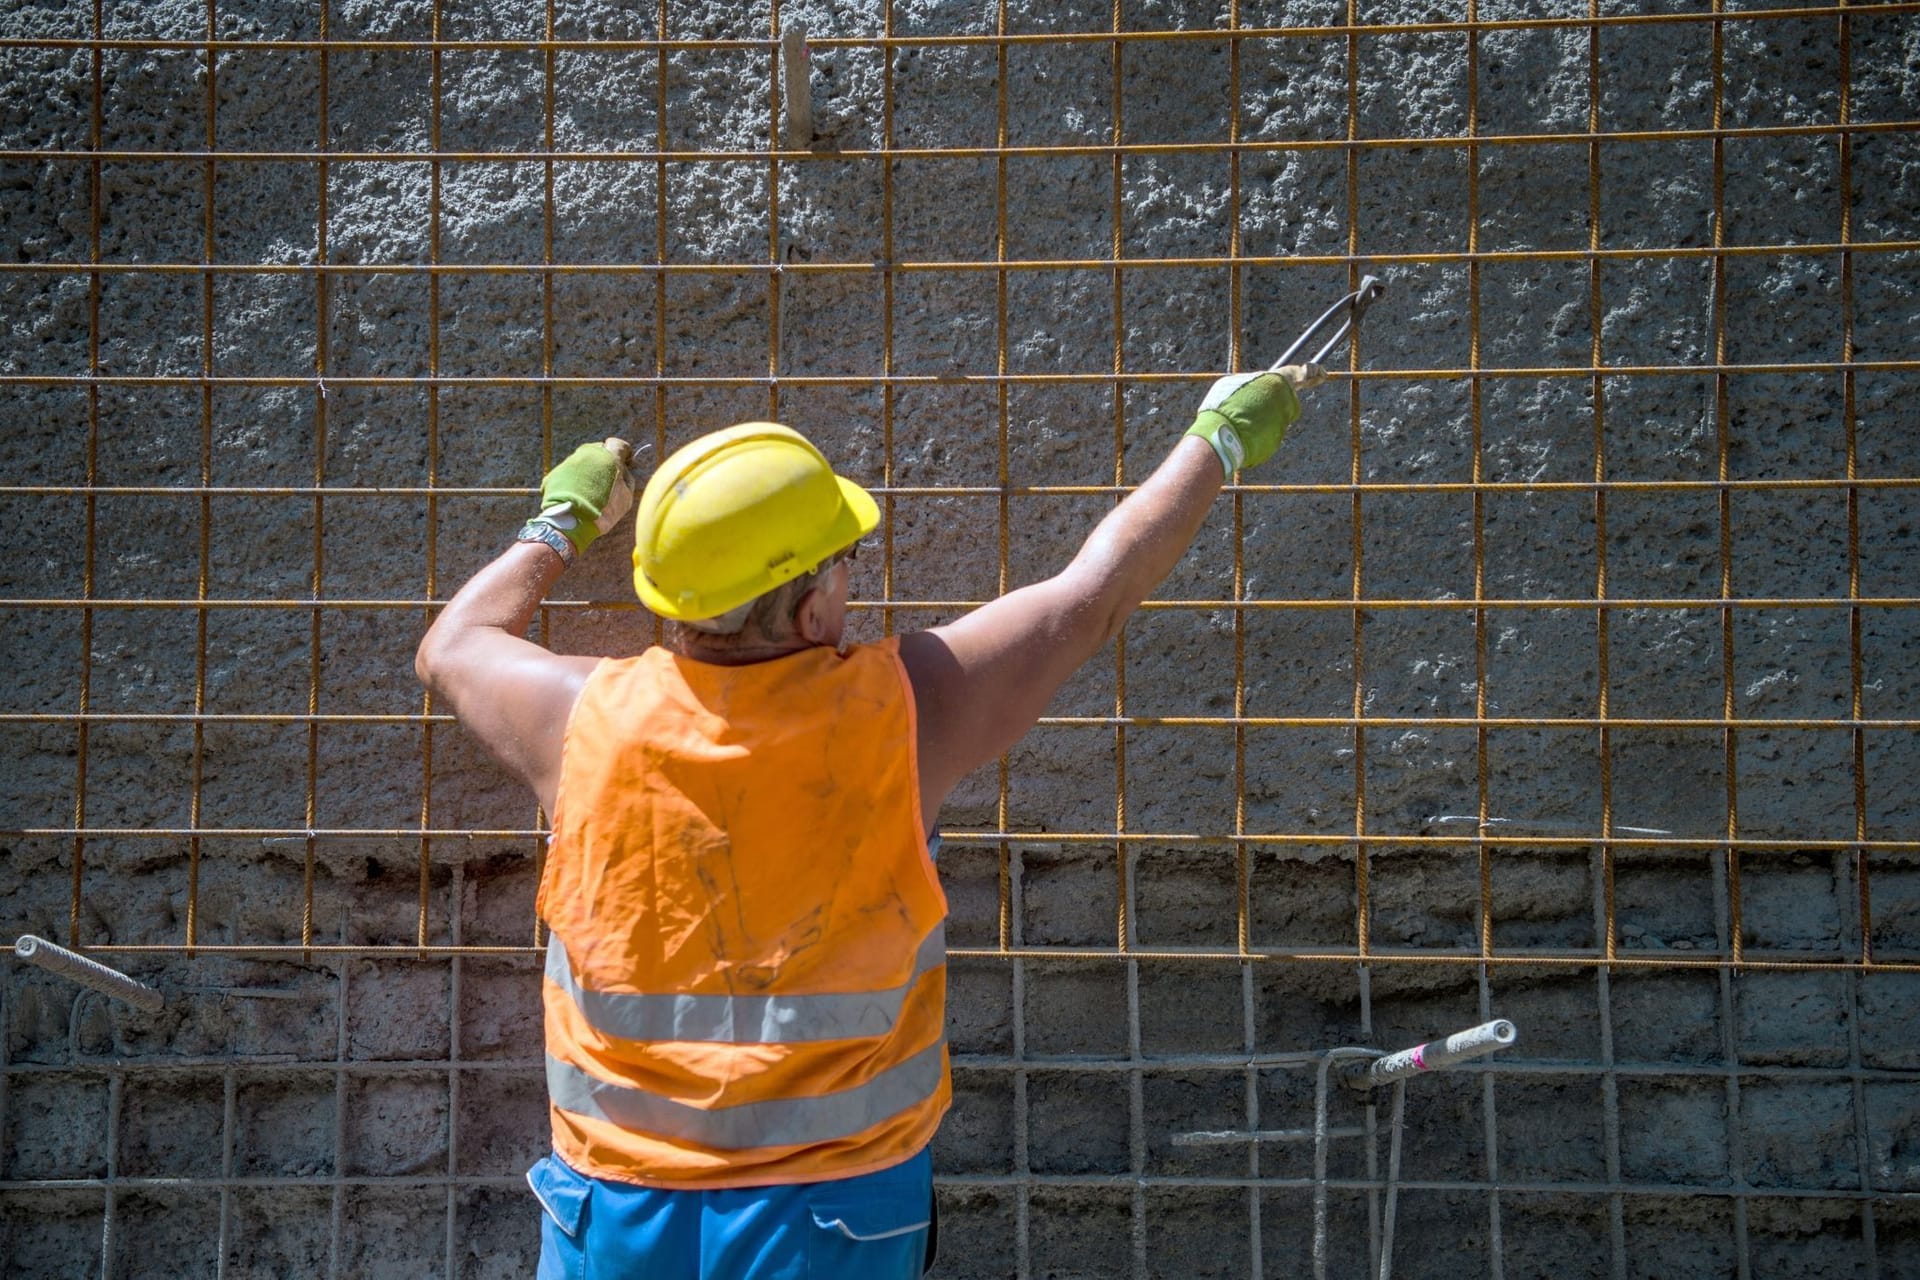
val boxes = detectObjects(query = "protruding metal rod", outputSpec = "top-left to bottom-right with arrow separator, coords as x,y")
1345,1018 -> 1517,1091
14,934 -> 164,1012
781,25 -> 813,149
1271,274 -> 1388,369
1172,1125 -> 1367,1146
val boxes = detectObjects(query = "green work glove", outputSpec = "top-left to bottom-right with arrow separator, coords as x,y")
1184,363 -> 1325,477
534,438 -> 636,554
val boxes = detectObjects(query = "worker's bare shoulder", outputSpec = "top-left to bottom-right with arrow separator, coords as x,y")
898,583 -> 1092,810
540,651 -> 608,692
898,583 -> 1069,705
897,628 -> 961,718
898,627 -> 973,815
428,640 -> 604,811
505,650 -> 605,728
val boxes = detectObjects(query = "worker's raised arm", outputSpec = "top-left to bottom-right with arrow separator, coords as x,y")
414,439 -> 634,814
900,366 -> 1323,814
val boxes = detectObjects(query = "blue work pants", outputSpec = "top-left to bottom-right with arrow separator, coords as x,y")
529,1147 -> 935,1279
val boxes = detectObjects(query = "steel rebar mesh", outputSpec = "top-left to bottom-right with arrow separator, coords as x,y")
2,3 -> 1917,1277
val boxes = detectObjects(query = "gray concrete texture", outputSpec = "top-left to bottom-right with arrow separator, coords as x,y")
2,0 -> 1918,1275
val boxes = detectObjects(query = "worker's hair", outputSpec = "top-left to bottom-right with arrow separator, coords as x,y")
674,566 -> 822,640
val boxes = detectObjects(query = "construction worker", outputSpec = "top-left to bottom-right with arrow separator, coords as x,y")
414,362 -> 1322,1278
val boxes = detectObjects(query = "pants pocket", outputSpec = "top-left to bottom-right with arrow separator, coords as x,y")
528,1155 -> 591,1280
805,1170 -> 932,1279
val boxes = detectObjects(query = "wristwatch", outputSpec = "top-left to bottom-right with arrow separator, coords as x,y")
515,518 -> 577,567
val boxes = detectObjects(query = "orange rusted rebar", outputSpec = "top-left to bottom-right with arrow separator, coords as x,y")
7,238 -> 1920,276
2,3 -> 1916,55
1588,0 -> 1616,967
15,8 -> 1910,1008
9,117 -> 1918,166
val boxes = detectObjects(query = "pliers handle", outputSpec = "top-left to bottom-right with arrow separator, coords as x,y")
1268,275 -> 1388,371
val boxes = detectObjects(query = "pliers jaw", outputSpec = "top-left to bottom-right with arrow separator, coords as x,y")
1268,274 -> 1388,371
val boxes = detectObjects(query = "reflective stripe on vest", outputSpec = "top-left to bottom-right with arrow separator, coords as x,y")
546,923 -> 946,1045
546,1035 -> 947,1151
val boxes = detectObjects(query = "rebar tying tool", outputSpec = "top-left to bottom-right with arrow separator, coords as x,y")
1270,274 -> 1388,370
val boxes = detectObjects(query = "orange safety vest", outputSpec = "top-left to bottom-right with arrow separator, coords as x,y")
538,639 -> 950,1189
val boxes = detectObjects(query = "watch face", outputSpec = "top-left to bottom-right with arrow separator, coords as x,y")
521,523 -> 571,559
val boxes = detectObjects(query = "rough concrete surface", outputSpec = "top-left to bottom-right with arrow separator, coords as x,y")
2,0 -> 1918,1276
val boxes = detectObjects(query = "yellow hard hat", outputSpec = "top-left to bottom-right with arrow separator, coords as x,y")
632,422 -> 879,621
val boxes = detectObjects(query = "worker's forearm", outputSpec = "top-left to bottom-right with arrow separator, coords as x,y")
1063,435 -> 1224,649
416,541 -> 569,685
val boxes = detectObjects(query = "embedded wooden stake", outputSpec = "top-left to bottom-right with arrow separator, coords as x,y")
781,24 -> 812,149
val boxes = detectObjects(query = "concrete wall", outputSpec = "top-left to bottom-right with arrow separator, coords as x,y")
3,0 -> 1918,1275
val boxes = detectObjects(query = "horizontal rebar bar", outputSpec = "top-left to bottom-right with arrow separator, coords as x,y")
6,239 -> 1920,275
6,596 -> 1918,614
1176,1126 -> 1369,1145
4,1049 -> 1912,1088
947,1056 -> 1920,1085
9,712 -> 1920,733
6,116 -> 1916,166
32,940 -> 1919,973
6,359 -> 1917,389
1,2 -> 1913,54
4,476 -> 1919,500
14,827 -> 1920,852
935,1173 -> 1913,1201
11,477 -> 1920,502
946,949 -> 1920,973
0,1171 -> 1906,1202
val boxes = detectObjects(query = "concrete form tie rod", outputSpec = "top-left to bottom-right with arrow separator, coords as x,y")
1343,1018 -> 1518,1091
14,934 -> 165,1012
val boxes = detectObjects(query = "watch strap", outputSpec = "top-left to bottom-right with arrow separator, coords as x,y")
516,518 -> 577,567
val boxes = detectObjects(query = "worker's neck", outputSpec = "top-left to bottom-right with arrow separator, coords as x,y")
664,625 -> 819,667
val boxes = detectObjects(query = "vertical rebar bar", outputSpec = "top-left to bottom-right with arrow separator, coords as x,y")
1344,0 -> 1370,971
419,0 -> 446,956
768,0 -> 785,424
1109,0 -> 1132,1002
0,981 -> 9,1268
1009,844 -> 1031,1280
187,0 -> 219,958
649,0 -> 671,667
328,957 -> 349,1280
1467,0 -> 1491,974
1585,0 -> 1615,974
880,1 -> 898,641
530,0 -> 560,959
1464,13 -> 1509,1275
1834,17 -> 1878,1271
1709,0 -> 1743,973
1705,17 -> 1751,1270
994,0 -> 1015,975
305,0 -> 332,962
1838,1 -> 1871,972
1583,14 -> 1627,1277
100,1070 -> 122,1280
444,862 -> 464,1280
1225,7 -> 1260,1275
1596,965 -> 1628,1280
216,1066 -> 236,1280
71,0 -> 104,954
